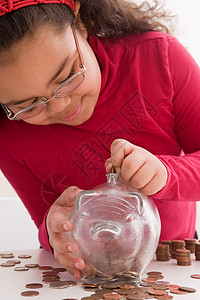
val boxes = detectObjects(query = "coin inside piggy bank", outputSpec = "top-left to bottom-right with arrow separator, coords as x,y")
66,173 -> 161,284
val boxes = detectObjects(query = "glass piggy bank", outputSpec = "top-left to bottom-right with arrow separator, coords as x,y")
66,172 -> 161,284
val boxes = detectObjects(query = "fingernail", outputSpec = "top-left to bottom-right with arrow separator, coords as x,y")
68,245 -> 72,252
63,224 -> 68,231
75,262 -> 81,269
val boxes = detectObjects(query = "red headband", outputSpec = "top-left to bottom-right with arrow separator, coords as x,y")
0,0 -> 75,16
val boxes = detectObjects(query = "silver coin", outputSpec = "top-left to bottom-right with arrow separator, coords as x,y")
50,280 -> 77,289
14,266 -> 29,271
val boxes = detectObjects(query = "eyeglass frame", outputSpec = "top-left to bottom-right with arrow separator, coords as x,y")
1,24 -> 86,121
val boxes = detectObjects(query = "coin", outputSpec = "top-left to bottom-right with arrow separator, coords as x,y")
179,286 -> 196,293
167,285 -> 179,289
49,280 -> 77,289
51,267 -> 67,272
1,262 -> 15,267
7,259 -> 21,264
38,265 -> 53,270
25,264 -> 39,268
155,296 -> 173,300
190,274 -> 200,279
21,291 -> 39,297
26,283 -> 43,289
119,284 -> 135,290
1,254 -> 14,258
151,284 -> 168,290
42,271 -> 59,275
102,283 -> 120,289
18,254 -> 32,259
170,288 -> 187,294
103,292 -> 124,299
147,272 -> 163,276
155,281 -> 170,285
42,277 -> 60,283
14,266 -> 29,271
0,252 -> 13,256
126,295 -> 145,300
142,278 -> 158,282
148,288 -> 167,296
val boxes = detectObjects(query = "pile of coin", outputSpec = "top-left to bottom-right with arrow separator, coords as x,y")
0,251 -> 199,299
195,242 -> 200,260
80,270 -> 197,300
184,238 -> 197,253
155,244 -> 170,261
170,240 -> 185,259
175,249 -> 191,266
158,238 -> 200,267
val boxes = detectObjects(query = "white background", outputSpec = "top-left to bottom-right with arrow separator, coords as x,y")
0,0 -> 200,250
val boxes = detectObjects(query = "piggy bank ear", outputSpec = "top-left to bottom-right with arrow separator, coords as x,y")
126,192 -> 144,215
75,190 -> 100,212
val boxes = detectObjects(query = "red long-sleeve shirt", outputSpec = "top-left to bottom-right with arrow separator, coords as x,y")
0,31 -> 200,251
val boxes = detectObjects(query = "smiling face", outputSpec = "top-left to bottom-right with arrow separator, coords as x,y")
0,24 -> 101,125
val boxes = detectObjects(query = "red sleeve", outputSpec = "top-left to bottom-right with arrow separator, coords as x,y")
152,38 -> 200,202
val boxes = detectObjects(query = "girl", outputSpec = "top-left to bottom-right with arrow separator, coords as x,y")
0,0 -> 200,278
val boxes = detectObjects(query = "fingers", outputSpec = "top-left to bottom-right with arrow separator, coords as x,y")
110,139 -> 168,195
105,158 -> 112,173
56,186 -> 82,207
49,231 -> 78,254
54,250 -> 85,279
110,139 -> 135,173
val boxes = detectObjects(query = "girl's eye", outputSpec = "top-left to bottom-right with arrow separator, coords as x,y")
60,69 -> 74,84
18,97 -> 40,110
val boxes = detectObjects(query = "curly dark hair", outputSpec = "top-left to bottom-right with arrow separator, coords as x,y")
0,0 -> 174,52
0,0 -> 175,117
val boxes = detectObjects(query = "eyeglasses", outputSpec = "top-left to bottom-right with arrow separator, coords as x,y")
1,24 -> 86,120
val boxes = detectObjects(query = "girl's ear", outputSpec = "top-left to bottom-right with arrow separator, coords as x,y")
74,1 -> 88,38
74,0 -> 81,17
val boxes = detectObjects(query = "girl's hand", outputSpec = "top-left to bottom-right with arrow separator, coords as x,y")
105,139 -> 168,195
46,186 -> 85,279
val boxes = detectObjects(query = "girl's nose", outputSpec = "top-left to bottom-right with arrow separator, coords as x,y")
47,95 -> 71,113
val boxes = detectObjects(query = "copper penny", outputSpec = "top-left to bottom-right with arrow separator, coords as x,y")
142,277 -> 158,282
14,266 -> 29,271
126,295 -> 145,300
0,252 -> 13,256
49,280 -> 77,289
51,267 -> 67,272
179,286 -> 196,293
155,296 -> 173,300
148,288 -> 167,296
26,283 -> 43,289
42,277 -> 60,283
18,254 -> 32,259
147,271 -> 163,276
119,284 -> 135,290
191,274 -> 200,279
167,284 -> 179,289
1,254 -> 14,258
7,259 -> 21,264
170,288 -> 187,295
42,271 -> 59,275
103,293 -> 123,299
1,262 -> 15,267
38,265 -> 53,270
21,290 -> 39,297
155,281 -> 170,285
25,264 -> 39,268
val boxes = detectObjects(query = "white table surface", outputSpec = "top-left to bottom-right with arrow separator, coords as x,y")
0,249 -> 199,300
